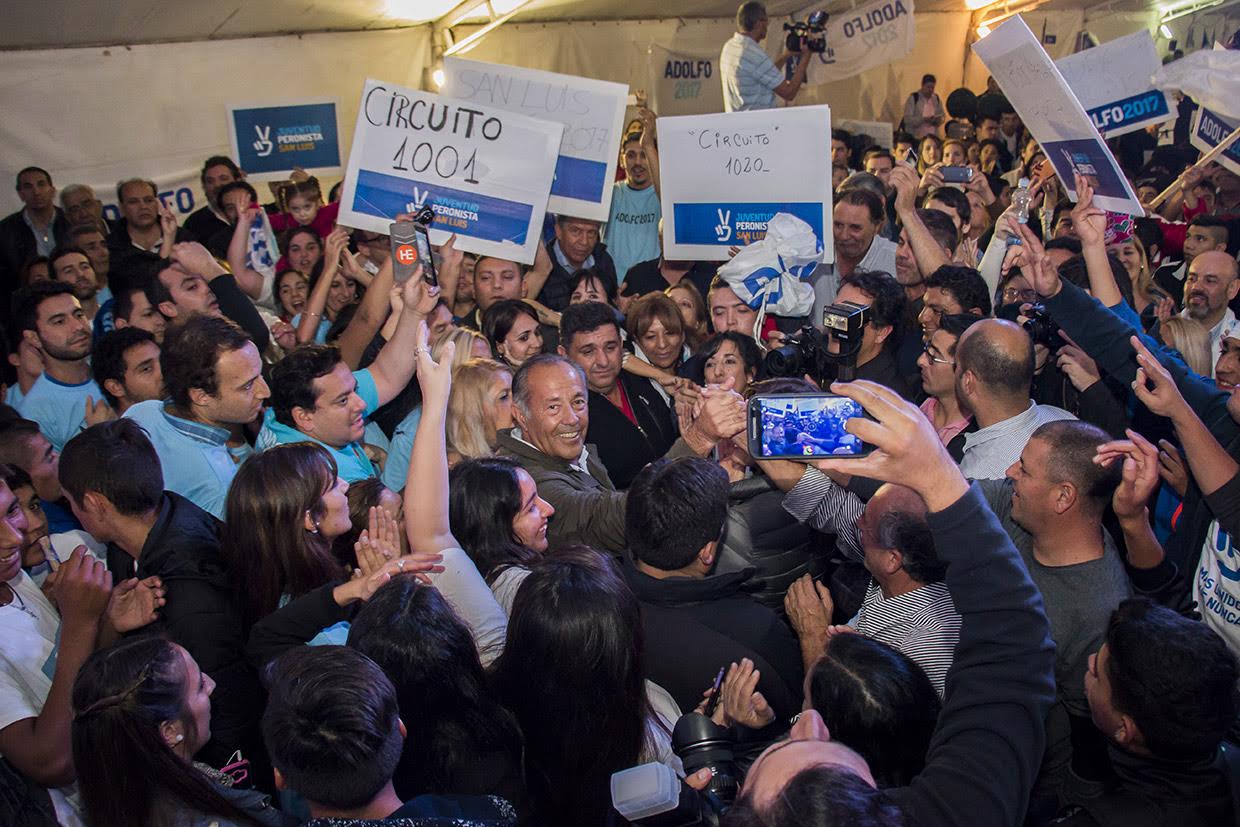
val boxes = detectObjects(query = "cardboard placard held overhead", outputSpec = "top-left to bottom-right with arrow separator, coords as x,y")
227,99 -> 342,182
338,79 -> 562,266
1055,31 -> 1175,139
973,16 -> 1143,215
442,58 -> 628,223
657,106 -> 834,262
1190,108 -> 1240,176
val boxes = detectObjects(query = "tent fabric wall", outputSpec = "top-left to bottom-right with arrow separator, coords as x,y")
0,28 -> 432,215
451,13 -> 977,125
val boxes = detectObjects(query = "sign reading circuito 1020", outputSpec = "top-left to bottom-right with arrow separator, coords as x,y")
337,79 -> 563,266
656,105 -> 834,263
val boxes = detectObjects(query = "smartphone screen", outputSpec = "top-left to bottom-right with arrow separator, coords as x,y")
389,221 -> 438,286
940,166 -> 974,184
747,393 -> 871,459
413,224 -> 437,286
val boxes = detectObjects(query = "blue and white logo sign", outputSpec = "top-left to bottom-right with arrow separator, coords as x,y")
228,100 -> 342,182
1055,31 -> 1175,139
657,106 -> 834,262
442,58 -> 629,223
1191,107 -> 1240,177
338,79 -> 562,266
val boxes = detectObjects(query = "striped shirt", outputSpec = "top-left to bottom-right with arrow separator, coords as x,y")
958,401 -> 1075,481
720,33 -> 783,112
781,467 -> 961,696
850,580 -> 961,697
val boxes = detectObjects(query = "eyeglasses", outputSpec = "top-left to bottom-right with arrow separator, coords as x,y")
922,341 -> 955,366
1002,287 -> 1038,303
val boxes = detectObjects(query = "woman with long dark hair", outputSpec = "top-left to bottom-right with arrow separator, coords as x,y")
807,633 -> 942,788
220,443 -> 351,629
71,637 -> 292,827
491,546 -> 681,826
347,575 -> 525,810
448,457 -> 553,612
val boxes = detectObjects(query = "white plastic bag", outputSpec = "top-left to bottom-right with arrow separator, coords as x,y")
715,213 -> 823,335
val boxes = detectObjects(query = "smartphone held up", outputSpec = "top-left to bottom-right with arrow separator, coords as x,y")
390,220 -> 438,286
747,393 -> 871,460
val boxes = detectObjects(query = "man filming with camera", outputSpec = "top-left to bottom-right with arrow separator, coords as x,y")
721,2 -> 811,112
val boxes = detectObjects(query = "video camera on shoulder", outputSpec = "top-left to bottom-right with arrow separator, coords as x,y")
784,10 -> 829,53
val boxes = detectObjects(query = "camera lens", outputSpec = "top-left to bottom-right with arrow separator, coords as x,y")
672,713 -> 739,804
764,344 -> 802,378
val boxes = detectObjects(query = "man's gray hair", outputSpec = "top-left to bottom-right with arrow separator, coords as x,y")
115,177 -> 158,204
512,353 -> 586,418
59,184 -> 96,207
737,1 -> 766,31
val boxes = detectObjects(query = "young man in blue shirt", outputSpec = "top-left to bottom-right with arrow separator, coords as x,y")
123,314 -> 268,519
604,128 -> 661,285
258,271 -> 432,481
12,282 -> 104,452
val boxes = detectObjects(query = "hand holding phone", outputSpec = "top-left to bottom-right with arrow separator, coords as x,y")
747,393 -> 871,460
390,221 -> 437,286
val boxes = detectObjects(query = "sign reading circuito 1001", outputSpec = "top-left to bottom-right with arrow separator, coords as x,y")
365,85 -> 505,186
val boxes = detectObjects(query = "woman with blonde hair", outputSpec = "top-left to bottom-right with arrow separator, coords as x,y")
1158,316 -> 1214,378
1109,235 -> 1161,321
446,358 -> 515,465
384,328 -> 492,490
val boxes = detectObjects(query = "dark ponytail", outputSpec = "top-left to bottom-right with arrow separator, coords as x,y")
71,637 -> 262,827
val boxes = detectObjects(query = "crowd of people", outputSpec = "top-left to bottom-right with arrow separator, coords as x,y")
0,3 -> 1239,825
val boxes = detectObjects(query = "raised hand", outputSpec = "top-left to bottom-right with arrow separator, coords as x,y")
1008,218 -> 1060,299
106,576 -> 166,633
784,573 -> 834,666
170,241 -> 226,278
83,395 -> 116,427
1129,335 -> 1190,419
414,320 -> 454,409
709,659 -> 776,730
810,380 -> 966,512
1069,172 -> 1106,250
1156,439 -> 1189,497
1094,429 -> 1162,519
48,547 -> 112,628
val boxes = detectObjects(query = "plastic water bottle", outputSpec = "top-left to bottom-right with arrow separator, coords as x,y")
1007,177 -> 1031,246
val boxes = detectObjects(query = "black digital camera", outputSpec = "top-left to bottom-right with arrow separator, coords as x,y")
784,10 -> 829,53
764,301 -> 870,383
1021,303 -> 1063,349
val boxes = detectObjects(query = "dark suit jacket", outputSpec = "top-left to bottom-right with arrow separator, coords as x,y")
585,373 -> 678,489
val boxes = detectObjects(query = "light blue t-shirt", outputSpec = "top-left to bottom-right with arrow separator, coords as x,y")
257,368 -> 381,482
291,312 -> 332,344
604,183 -> 662,284
123,400 -> 238,519
6,384 -> 26,411
16,373 -> 103,452
381,405 -> 422,492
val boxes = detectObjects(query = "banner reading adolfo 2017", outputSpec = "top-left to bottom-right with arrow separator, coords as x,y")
337,79 -> 562,265
804,0 -> 916,85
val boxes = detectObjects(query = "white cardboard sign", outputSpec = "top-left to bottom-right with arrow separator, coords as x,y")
1055,31 -> 1175,139
972,17 -> 1143,215
338,78 -> 562,266
442,58 -> 628,223
657,105 -> 834,262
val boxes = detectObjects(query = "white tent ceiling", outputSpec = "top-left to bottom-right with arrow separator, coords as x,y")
6,0 -> 1165,50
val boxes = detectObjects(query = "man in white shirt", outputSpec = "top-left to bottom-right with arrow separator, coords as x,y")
810,188 -> 899,325
1179,249 -> 1239,378
720,2 -> 809,112
954,319 -> 1074,480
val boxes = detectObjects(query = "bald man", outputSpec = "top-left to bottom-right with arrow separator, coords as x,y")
1179,249 -> 1240,378
953,319 -> 1074,480
784,482 -> 961,696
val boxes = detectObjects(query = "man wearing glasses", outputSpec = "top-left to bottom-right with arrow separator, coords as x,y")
917,314 -> 983,460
